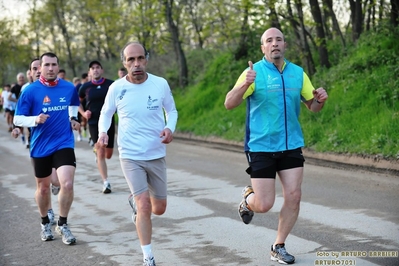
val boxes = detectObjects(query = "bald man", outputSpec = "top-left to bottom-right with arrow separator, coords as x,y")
225,27 -> 328,265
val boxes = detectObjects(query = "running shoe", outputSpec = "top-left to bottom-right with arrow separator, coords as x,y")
55,224 -> 76,245
40,223 -> 54,241
103,181 -> 111,194
143,257 -> 156,266
47,209 -> 56,225
51,184 -> 60,195
77,134 -> 82,142
238,185 -> 254,224
128,194 -> 137,225
271,243 -> 295,264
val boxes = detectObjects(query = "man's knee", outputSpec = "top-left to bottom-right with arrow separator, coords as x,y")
60,178 -> 74,192
257,200 -> 274,213
37,183 -> 51,196
285,188 -> 302,208
151,199 -> 167,215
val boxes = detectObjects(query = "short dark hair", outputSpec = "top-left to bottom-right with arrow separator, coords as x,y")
40,52 -> 59,64
29,58 -> 39,70
81,73 -> 88,79
119,67 -> 126,72
59,69 -> 66,73
4,84 -> 11,88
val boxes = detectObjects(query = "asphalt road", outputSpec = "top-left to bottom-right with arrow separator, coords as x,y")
0,121 -> 398,266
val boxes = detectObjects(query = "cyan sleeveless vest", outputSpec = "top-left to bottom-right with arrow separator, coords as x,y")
245,58 -> 305,152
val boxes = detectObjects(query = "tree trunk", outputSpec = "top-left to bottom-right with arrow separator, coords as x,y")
234,1 -> 250,60
286,0 -> 303,53
365,0 -> 373,31
391,0 -> 399,26
349,0 -> 363,42
186,0 -> 204,49
323,0 -> 346,47
309,0 -> 331,68
293,0 -> 316,75
264,0 -> 281,29
164,0 -> 189,88
52,0 -> 76,77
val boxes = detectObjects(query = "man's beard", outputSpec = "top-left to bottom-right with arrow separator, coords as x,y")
271,54 -> 282,60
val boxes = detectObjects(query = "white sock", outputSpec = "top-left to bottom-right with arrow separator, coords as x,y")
141,244 -> 153,259
246,193 -> 254,206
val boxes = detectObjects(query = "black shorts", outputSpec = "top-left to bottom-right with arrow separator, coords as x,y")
245,148 -> 305,179
31,148 -> 76,178
88,118 -> 115,148
77,112 -> 83,123
5,108 -> 15,115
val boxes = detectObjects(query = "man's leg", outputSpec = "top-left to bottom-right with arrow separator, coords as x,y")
47,168 -> 59,225
35,175 -> 52,218
90,124 -> 111,193
134,161 -> 167,245
36,176 -> 54,242
55,164 -> 77,245
247,178 -> 276,213
123,158 -> 166,265
56,165 -> 75,218
96,144 -> 108,182
274,167 -> 303,245
135,191 -> 154,245
135,189 -> 166,266
51,168 -> 61,190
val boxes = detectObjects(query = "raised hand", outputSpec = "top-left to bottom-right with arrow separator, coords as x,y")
246,61 -> 256,85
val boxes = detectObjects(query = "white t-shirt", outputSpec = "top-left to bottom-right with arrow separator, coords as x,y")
1,90 -> 16,110
98,73 -> 178,160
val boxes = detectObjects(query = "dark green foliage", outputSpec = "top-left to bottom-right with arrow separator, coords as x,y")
304,25 -> 399,158
174,52 -> 247,137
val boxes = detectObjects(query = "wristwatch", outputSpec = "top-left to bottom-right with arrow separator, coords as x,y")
70,116 -> 79,122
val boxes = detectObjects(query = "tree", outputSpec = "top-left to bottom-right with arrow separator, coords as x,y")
349,0 -> 364,42
234,0 -> 251,60
183,0 -> 205,49
50,0 -> 77,76
293,0 -> 316,75
0,18 -> 32,85
309,0 -> 331,68
163,0 -> 189,87
391,0 -> 399,26
322,0 -> 346,48
266,0 -> 282,29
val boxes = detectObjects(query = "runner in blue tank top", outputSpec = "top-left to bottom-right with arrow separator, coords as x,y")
14,52 -> 81,246
225,28 -> 329,265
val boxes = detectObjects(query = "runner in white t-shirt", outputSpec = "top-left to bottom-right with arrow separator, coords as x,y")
1,84 -> 15,132
98,42 -> 178,266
